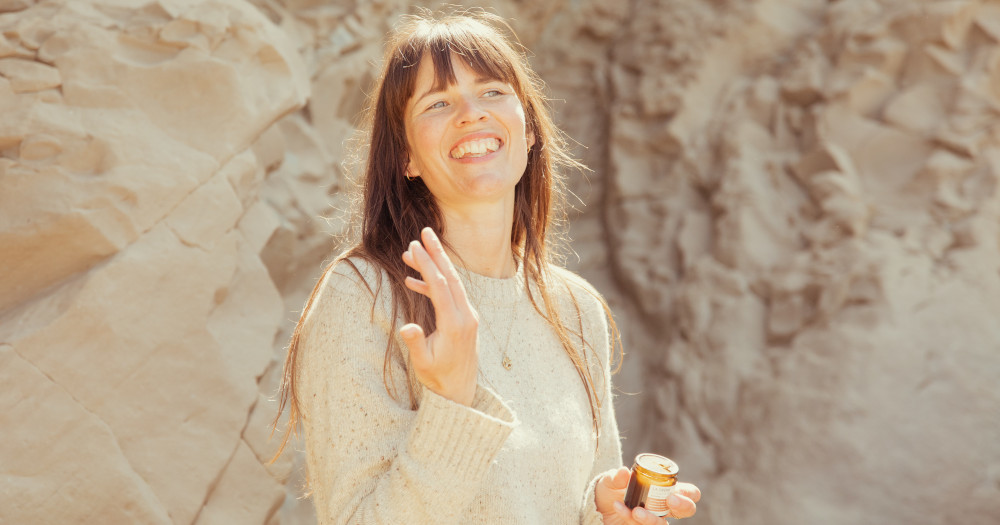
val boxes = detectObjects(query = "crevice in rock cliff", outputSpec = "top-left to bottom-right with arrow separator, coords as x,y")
4,342 -> 170,518
189,436 -> 244,525
191,391 -> 271,524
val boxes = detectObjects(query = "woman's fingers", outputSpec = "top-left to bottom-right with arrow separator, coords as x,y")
419,227 -> 455,275
617,503 -> 674,525
404,276 -> 430,297
675,482 -> 701,503
595,467 -> 630,516
402,250 -> 432,297
399,323 -> 431,371
612,500 -> 661,524
402,247 -> 418,271
612,501 -> 632,520
664,491 -> 697,519
632,506 -> 666,525
398,228 -> 479,407
419,227 -> 473,308
406,238 -> 457,314
403,227 -> 476,321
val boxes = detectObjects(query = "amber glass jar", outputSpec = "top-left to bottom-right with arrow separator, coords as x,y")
623,453 -> 679,517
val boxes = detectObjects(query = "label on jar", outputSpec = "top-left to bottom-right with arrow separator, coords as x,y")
643,483 -> 676,517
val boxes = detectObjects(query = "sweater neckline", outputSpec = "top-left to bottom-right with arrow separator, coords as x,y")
457,262 -> 525,308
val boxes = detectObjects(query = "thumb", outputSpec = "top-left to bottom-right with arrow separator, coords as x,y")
400,323 -> 431,370
596,466 -> 631,496
606,466 -> 632,490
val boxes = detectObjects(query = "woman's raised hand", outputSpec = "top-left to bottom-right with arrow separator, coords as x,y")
596,467 -> 700,525
399,227 -> 480,406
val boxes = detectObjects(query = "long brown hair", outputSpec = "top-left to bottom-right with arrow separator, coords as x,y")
272,10 -> 621,460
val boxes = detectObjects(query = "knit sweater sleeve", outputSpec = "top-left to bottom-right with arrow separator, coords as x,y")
570,278 -> 625,525
296,260 -> 517,525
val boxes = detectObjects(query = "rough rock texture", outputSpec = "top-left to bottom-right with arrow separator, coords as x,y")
2,0 -> 999,524
589,2 -> 1000,524
0,0 -> 306,523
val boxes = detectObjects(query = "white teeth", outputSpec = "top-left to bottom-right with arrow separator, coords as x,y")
450,138 -> 501,159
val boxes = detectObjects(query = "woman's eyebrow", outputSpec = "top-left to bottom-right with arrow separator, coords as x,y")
414,76 -> 505,104
415,83 -> 445,103
476,76 -> 504,85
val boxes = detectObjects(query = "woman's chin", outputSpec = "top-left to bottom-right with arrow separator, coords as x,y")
455,173 -> 521,201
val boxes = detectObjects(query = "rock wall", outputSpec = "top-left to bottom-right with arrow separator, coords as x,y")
1,1 -> 998,524
0,1 -> 307,523
587,2 -> 1000,524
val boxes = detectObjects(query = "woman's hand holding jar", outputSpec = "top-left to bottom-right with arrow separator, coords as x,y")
596,466 -> 701,524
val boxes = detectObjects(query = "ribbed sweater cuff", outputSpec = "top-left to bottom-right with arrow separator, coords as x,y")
471,383 -> 510,420
407,386 -> 516,483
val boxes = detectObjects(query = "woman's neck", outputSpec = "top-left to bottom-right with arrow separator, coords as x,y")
440,203 -> 516,279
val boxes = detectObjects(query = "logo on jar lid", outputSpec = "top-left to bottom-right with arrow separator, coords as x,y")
635,453 -> 679,477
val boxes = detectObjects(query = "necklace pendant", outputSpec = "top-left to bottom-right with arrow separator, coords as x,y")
502,355 -> 513,370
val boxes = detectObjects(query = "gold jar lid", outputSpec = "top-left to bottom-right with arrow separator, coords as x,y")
634,453 -> 679,483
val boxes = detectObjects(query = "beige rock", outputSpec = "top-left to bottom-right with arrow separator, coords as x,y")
883,83 -> 950,134
587,2 -> 1000,525
892,0 -> 978,50
780,42 -> 826,106
1,0 -> 304,524
0,0 -> 34,14
4,1 -> 1000,524
193,442 -> 284,525
18,132 -> 61,160
0,57 -> 60,92
0,0 -> 307,315
0,343 -> 172,524
976,4 -> 1000,42
839,67 -> 895,116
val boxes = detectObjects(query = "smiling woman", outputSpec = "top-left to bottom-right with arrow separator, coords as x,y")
272,10 -> 700,525
405,57 -> 533,208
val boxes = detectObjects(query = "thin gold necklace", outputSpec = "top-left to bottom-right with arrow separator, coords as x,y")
462,265 -> 519,371
480,299 -> 517,370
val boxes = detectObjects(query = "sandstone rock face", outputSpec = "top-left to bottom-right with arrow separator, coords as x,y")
2,1 -> 998,524
586,2 -> 1000,524
0,0 -> 305,523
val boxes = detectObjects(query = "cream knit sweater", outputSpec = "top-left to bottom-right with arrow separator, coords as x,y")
297,257 -> 623,524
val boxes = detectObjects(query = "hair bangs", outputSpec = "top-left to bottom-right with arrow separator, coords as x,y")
419,21 -> 521,96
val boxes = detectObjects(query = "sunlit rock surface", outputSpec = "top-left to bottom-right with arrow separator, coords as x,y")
0,0 -> 305,523
1,1 -> 997,524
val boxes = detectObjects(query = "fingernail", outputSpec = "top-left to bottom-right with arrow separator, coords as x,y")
668,494 -> 682,507
613,501 -> 627,513
634,507 -> 650,519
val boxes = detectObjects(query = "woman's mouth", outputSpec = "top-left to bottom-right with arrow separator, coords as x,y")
449,137 -> 502,159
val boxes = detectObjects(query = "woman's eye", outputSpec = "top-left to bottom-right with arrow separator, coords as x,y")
428,100 -> 447,110
484,89 -> 503,97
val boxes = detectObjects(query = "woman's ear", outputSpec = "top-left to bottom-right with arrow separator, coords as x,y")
527,129 -> 536,150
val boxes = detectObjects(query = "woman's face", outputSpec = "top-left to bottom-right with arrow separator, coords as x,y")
404,53 -> 534,210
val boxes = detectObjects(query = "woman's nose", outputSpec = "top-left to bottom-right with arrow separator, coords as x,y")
455,96 -> 488,125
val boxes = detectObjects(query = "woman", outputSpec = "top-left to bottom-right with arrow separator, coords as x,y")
274,11 -> 701,524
